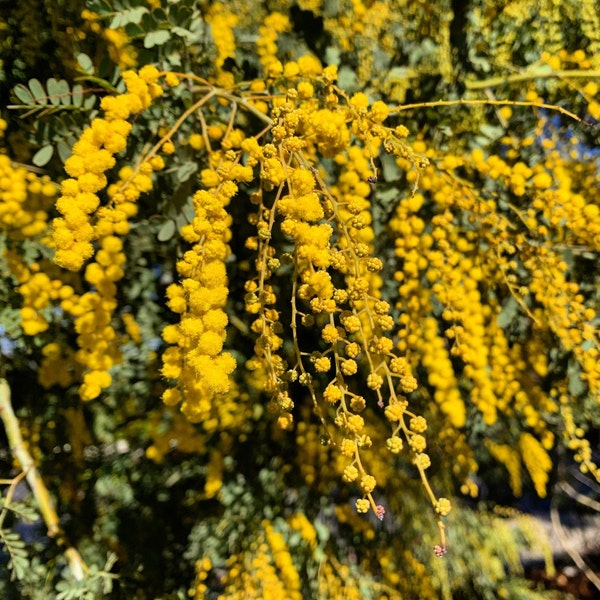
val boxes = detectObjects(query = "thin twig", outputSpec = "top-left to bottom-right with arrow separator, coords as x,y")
390,98 -> 584,125
550,491 -> 600,593
465,69 -> 600,91
558,480 -> 600,513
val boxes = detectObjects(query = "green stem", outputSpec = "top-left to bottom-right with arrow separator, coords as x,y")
0,378 -> 88,579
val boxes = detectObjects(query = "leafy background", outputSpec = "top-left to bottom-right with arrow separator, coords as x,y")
1,0 -> 600,598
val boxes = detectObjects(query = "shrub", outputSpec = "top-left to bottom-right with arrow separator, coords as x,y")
1,1 -> 599,598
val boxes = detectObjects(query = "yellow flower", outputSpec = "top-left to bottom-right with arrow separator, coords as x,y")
369,100 -> 389,123
324,383 -> 342,404
314,356 -> 331,372
384,403 -> 404,422
360,474 -> 376,493
341,359 -> 357,376
409,416 -> 427,433
409,434 -> 427,453
386,436 -> 403,454
435,498 -> 452,516
321,324 -> 341,343
346,414 -> 364,433
342,465 -> 359,482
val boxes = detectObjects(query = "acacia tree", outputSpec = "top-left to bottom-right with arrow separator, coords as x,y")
1,0 -> 600,598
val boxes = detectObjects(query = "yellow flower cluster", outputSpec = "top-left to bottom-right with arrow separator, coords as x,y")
145,407 -> 207,464
323,0 -> 451,99
519,432 -> 552,498
384,108 -> 600,498
218,75 -> 461,529
0,156 -> 57,238
487,441 -> 522,497
560,399 -> 599,480
9,251 -> 123,401
419,317 -> 465,427
213,521 -> 302,600
316,556 -> 369,600
287,512 -> 318,549
67,290 -> 121,401
206,3 -> 239,71
193,556 -> 212,600
82,10 -> 138,69
18,269 -> 64,336
263,520 -> 302,598
294,416 -> 331,487
38,342 -> 78,389
4,251 -> 73,337
161,172 -> 237,422
239,79 -> 455,524
52,65 -> 163,271
70,152 -> 165,401
204,448 -> 224,498
103,28 -> 138,70
49,66 -> 164,401
257,12 -> 291,75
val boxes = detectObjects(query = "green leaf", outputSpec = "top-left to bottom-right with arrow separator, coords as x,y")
568,361 -> 586,397
177,161 -> 197,182
110,6 -> 148,28
77,53 -> 94,75
57,140 -> 72,163
152,7 -> 168,21
8,555 -> 30,580
157,219 -> 176,241
57,79 -> 72,105
71,83 -> 84,107
83,95 -> 97,110
171,26 -> 197,42
28,79 -> 47,105
169,4 -> 192,26
87,0 -> 111,12
375,187 -> 398,204
380,153 -> 400,181
337,66 -> 358,92
144,30 -> 171,48
181,202 -> 195,223
385,66 -> 409,82
124,22 -> 144,37
6,501 -> 39,521
324,46 -> 341,66
497,296 -> 519,328
46,78 -> 62,105
32,145 -> 54,167
141,11 -> 155,31
479,124 -> 502,140
6,537 -> 26,549
13,84 -> 34,104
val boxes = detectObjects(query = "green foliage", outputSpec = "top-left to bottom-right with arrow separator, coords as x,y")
2,0 -> 600,599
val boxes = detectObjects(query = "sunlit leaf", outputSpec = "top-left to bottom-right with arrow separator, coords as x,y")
13,84 -> 33,104
46,78 -> 62,106
28,79 -> 47,105
32,145 -> 54,167
71,83 -> 84,107
144,30 -> 171,48
76,53 -> 94,75
110,7 -> 149,29
157,219 -> 176,241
